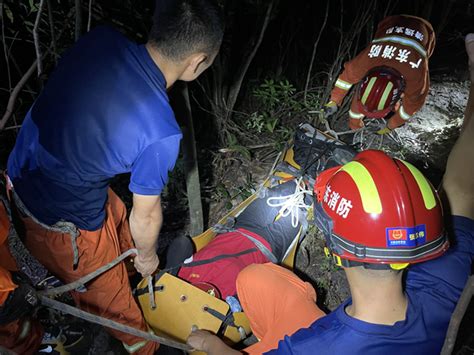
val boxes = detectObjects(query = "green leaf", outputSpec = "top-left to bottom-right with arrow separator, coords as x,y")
230,145 -> 251,160
4,5 -> 13,22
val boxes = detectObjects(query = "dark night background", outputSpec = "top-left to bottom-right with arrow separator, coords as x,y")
1,0 -> 474,353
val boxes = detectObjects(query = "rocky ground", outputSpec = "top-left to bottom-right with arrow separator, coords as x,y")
5,77 -> 473,354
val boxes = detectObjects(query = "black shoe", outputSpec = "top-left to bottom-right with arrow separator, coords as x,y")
37,324 -> 89,354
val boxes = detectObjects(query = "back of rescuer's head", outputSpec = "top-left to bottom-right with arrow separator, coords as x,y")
313,150 -> 449,274
149,0 -> 224,62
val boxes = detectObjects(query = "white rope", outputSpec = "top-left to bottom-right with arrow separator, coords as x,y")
265,178 -> 312,228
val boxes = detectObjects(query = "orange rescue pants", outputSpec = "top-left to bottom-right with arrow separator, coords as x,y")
237,263 -> 325,354
16,189 -> 158,354
0,200 -> 43,354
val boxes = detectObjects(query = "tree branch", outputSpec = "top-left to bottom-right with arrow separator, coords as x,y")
46,0 -> 57,64
441,275 -> 474,355
225,1 -> 274,119
87,0 -> 93,32
75,0 -> 82,41
304,0 -> 329,102
33,0 -> 45,76
0,59 -> 38,130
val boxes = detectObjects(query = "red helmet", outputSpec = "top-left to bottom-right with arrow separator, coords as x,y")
313,150 -> 448,269
356,67 -> 405,119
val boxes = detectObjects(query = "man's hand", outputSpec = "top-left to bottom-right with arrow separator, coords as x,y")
324,101 -> 338,118
133,252 -> 159,278
129,193 -> 163,277
376,126 -> 392,135
187,329 -> 240,355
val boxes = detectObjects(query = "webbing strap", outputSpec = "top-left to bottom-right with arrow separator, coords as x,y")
235,230 -> 278,263
134,248 -> 259,297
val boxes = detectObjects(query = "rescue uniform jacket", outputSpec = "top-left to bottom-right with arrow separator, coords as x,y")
0,202 -> 16,307
330,15 -> 436,129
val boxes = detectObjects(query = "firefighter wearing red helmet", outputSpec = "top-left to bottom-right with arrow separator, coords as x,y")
313,150 -> 449,268
324,15 -> 435,134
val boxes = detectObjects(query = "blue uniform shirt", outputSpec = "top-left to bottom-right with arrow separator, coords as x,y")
267,216 -> 474,355
7,26 -> 181,230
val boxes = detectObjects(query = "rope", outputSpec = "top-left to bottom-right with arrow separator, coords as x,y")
39,296 -> 192,352
38,248 -> 193,351
39,248 -> 138,297
266,177 -> 312,228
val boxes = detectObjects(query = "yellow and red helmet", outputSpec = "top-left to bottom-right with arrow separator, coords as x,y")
313,150 -> 448,269
356,67 -> 405,119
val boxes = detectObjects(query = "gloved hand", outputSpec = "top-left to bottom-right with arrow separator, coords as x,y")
376,126 -> 392,135
323,101 -> 338,118
0,272 -> 38,325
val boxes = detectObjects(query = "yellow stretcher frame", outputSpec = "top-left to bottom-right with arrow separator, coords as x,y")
137,126 -> 342,350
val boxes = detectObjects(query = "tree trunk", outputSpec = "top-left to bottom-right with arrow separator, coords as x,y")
179,83 -> 204,235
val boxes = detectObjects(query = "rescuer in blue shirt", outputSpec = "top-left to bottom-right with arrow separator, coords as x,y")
186,34 -> 474,355
4,1 -> 224,353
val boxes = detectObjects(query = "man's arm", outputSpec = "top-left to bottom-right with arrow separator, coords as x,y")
441,36 -> 474,220
129,193 -> 162,277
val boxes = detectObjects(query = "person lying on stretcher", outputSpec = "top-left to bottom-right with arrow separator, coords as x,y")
163,178 -> 311,300
163,124 -> 357,302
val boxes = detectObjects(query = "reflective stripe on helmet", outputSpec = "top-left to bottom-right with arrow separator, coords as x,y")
399,105 -> 411,120
349,110 -> 365,119
335,78 -> 352,90
339,162 -> 382,214
378,82 -> 394,110
399,160 -> 437,209
372,36 -> 427,58
361,77 -> 377,104
331,231 -> 447,260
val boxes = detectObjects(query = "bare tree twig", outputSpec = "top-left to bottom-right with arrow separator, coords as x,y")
0,3 -> 12,90
3,125 -> 22,131
33,0 -> 46,76
304,0 -> 329,103
75,0 -> 82,41
225,1 -> 274,121
46,0 -> 57,64
87,0 -> 93,32
0,59 -> 38,130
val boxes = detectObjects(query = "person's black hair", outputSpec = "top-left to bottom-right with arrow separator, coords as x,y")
149,0 -> 224,61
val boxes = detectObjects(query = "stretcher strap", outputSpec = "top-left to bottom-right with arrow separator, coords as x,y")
134,248 -> 259,297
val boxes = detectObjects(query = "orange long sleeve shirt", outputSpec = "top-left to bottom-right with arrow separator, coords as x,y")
330,15 -> 436,129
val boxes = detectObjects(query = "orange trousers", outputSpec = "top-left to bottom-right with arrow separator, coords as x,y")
237,263 -> 325,354
0,200 -> 43,354
17,189 -> 158,354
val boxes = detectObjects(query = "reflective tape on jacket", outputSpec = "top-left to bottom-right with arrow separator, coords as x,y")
335,78 -> 353,90
372,35 -> 427,58
349,110 -> 365,119
399,105 -> 412,120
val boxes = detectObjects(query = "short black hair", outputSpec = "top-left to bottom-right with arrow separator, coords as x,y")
149,0 -> 224,61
